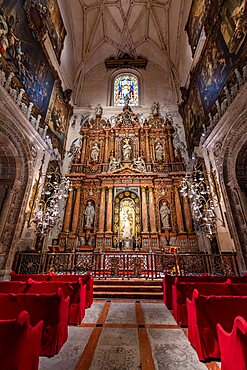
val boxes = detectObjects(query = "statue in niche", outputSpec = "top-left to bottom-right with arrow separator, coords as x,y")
151,101 -> 160,116
109,156 -> 120,171
160,201 -> 171,228
91,142 -> 100,162
155,141 -> 164,162
95,104 -> 103,118
84,201 -> 95,228
133,157 -> 146,172
122,138 -> 132,161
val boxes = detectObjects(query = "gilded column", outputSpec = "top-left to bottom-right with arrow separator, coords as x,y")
174,187 -> 184,233
145,129 -> 150,162
168,129 -> 175,162
148,186 -> 157,233
106,187 -> 113,232
71,186 -> 81,233
80,132 -> 88,163
104,131 -> 109,162
98,186 -> 106,232
183,196 -> 193,232
141,186 -> 148,233
63,188 -> 74,232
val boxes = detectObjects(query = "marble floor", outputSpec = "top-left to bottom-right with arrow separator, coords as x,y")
39,300 -> 221,370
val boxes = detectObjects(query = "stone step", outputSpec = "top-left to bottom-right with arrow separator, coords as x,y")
93,291 -> 163,299
94,284 -> 162,292
93,279 -> 163,286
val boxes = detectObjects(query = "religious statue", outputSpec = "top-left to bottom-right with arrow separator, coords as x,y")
95,104 -> 103,117
122,210 -> 132,239
84,201 -> 95,227
122,138 -> 132,161
133,157 -> 146,172
155,141 -> 164,162
160,201 -> 171,228
91,142 -> 100,162
151,101 -> 160,116
109,156 -> 120,171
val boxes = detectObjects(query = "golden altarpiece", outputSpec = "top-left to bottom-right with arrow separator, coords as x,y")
59,103 -> 198,253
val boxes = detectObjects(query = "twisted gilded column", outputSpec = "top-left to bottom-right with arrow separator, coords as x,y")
80,133 -> 88,163
71,186 -> 81,233
98,186 -> 106,232
168,129 -> 175,162
63,188 -> 74,232
141,186 -> 148,233
174,187 -> 184,233
148,186 -> 157,233
145,128 -> 150,162
106,187 -> 113,232
183,196 -> 193,232
104,131 -> 109,162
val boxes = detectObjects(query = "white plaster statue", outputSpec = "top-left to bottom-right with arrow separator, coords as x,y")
84,201 -> 95,227
160,201 -> 170,228
122,138 -> 132,161
151,101 -> 160,116
91,142 -> 100,162
95,104 -> 103,117
133,157 -> 146,172
155,141 -> 164,162
109,156 -> 120,171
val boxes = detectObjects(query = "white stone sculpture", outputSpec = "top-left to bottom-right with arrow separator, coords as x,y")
84,201 -> 95,227
109,156 -> 120,171
155,141 -> 164,162
91,142 -> 100,162
122,138 -> 132,161
133,157 -> 146,171
160,201 -> 170,228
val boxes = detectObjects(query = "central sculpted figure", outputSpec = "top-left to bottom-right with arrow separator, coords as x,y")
122,138 -> 132,161
91,142 -> 100,162
155,141 -> 164,162
160,201 -> 171,228
84,201 -> 95,227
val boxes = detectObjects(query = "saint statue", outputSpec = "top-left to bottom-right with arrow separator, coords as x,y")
91,142 -> 100,162
109,156 -> 120,171
133,157 -> 146,171
122,138 -> 132,161
160,201 -> 171,228
151,101 -> 160,116
84,201 -> 95,227
95,104 -> 103,117
122,210 -> 132,239
155,141 -> 164,162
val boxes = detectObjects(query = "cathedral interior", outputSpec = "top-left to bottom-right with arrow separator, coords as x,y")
0,0 -> 247,368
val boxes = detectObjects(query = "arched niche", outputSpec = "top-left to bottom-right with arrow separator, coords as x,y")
0,123 -> 32,277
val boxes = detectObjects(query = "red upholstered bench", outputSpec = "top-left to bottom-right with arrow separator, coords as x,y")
172,279 -> 233,326
162,275 -> 227,309
26,278 -> 86,325
187,290 -> 247,361
11,271 -> 94,309
0,288 -> 69,357
0,311 -> 43,370
0,280 -> 29,293
217,316 -> 247,370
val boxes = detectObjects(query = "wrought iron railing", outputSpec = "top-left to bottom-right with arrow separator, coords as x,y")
12,251 -> 239,279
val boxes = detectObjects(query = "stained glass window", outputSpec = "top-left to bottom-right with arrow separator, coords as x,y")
114,74 -> 139,107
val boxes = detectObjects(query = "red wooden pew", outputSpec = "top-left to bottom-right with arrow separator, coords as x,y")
0,311 -> 43,370
0,288 -> 69,356
11,271 -> 94,308
187,290 -> 247,361
217,316 -> 247,370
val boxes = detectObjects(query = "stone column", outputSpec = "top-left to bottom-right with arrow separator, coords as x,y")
63,188 -> 74,232
148,186 -> 157,233
141,186 -> 148,233
80,132 -> 87,164
98,186 -> 106,232
104,131 -> 110,162
183,196 -> 193,232
174,187 -> 184,233
71,186 -> 81,233
145,128 -> 150,162
106,187 -> 113,232
168,129 -> 175,162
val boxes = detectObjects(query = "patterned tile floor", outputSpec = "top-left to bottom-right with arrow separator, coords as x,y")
39,300 -> 220,370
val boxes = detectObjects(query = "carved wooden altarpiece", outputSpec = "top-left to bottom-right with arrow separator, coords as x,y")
60,104 -> 198,253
